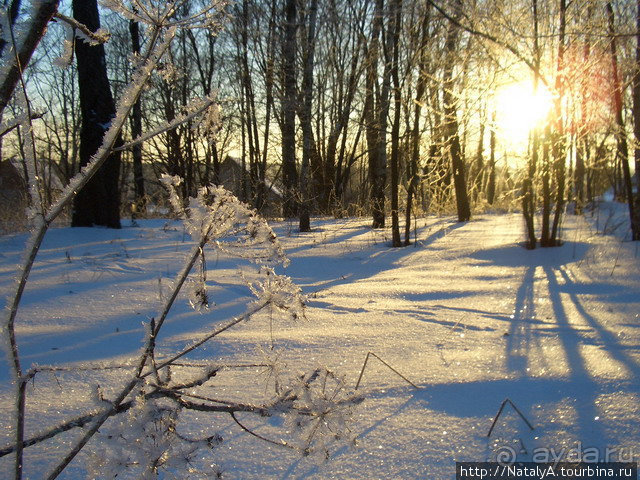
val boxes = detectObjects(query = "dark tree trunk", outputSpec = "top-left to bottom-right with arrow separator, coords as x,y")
442,0 -> 470,222
573,8 -> 593,216
389,0 -> 403,247
522,0 -> 540,249
549,0 -> 567,246
405,4 -> 431,245
607,2 -> 635,239
129,18 -> 145,212
540,125 -> 552,246
365,0 -> 386,229
298,0 -> 319,232
71,0 -> 121,228
281,0 -> 299,217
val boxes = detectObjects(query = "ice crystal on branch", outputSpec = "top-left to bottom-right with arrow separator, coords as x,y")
246,267 -> 306,322
160,175 -> 287,267
279,368 -> 363,457
88,391 -> 222,480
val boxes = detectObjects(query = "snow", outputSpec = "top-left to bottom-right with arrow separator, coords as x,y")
1,206 -> 639,478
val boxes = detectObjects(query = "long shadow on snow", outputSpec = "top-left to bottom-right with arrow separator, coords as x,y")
282,219 -> 465,296
475,240 -> 640,448
2,283 -> 256,381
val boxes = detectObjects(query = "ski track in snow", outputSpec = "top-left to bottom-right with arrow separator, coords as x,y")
0,211 -> 639,479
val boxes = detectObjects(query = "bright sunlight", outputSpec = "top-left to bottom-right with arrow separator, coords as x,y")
494,81 -> 553,147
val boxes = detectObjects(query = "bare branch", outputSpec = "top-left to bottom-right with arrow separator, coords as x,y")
53,12 -> 111,44
0,0 -> 59,116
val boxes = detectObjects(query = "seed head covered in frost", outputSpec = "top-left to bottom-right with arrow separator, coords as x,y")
88,388 -> 222,479
246,267 -> 306,322
277,368 -> 363,457
161,176 -> 287,266
100,0 -> 228,31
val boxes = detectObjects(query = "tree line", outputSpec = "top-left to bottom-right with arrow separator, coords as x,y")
2,0 -> 640,246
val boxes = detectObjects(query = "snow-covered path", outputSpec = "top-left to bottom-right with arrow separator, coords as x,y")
1,213 -> 639,479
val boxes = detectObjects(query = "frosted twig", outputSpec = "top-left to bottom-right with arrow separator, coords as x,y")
53,13 -> 111,44
0,0 -> 59,115
114,96 -> 217,152
0,112 -> 44,137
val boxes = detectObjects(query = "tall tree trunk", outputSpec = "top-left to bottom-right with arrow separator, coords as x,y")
129,18 -> 145,212
298,0 -> 319,232
472,120 -> 485,201
573,5 -> 594,216
574,55 -> 588,215
365,0 -> 386,228
522,0 -> 540,249
71,0 -> 121,228
281,0 -> 298,217
442,0 -> 470,222
389,0 -> 402,247
257,0 -> 278,211
540,123 -> 552,245
486,111 -> 496,205
549,0 -> 567,246
405,4 -> 431,245
607,2 -> 635,240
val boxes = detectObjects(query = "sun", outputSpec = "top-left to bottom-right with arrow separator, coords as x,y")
494,81 -> 553,146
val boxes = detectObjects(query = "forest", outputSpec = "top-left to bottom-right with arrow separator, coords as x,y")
1,0 -> 639,244
1,0 -> 640,479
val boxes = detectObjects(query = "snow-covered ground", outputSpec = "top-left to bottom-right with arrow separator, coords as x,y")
1,205 -> 639,479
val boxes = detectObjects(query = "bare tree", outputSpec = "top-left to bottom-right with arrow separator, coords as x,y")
607,1 -> 636,241
298,0 -> 320,232
389,0 -> 403,246
364,0 -> 390,228
441,0 -> 471,222
281,0 -> 299,217
129,16 -> 145,211
404,3 -> 431,245
71,0 -> 122,228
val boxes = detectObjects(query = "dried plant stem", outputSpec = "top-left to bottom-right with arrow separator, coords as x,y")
487,398 -> 535,438
2,22 -> 179,480
230,412 -> 296,450
355,352 -> 420,390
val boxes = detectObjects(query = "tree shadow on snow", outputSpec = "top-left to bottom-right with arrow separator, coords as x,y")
473,239 -> 640,449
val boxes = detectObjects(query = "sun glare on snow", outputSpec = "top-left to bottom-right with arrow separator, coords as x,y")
494,81 -> 553,146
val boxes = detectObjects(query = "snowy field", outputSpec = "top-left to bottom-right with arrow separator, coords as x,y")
1,205 -> 640,479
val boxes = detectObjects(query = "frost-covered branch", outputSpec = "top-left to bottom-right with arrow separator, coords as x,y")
114,96 -> 218,152
3,22 -> 175,480
52,12 -> 111,45
0,0 -> 60,115
1,1 -> 360,476
0,3 -> 233,478
2,180 -> 362,477
0,112 -> 44,137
